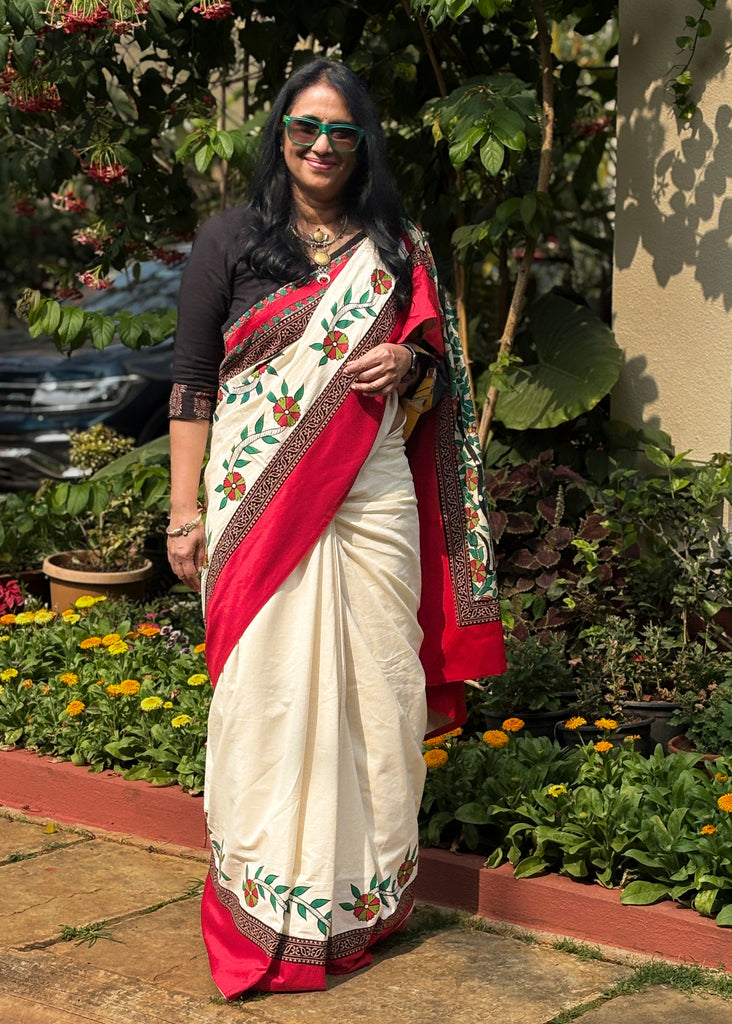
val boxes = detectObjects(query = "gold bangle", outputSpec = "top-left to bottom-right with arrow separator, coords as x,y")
166,512 -> 203,537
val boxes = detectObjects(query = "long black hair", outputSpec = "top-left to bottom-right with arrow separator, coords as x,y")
238,59 -> 411,306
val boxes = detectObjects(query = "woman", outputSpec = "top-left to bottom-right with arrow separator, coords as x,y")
167,59 -> 504,998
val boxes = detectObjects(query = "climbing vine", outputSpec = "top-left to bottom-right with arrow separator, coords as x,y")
669,0 -> 717,122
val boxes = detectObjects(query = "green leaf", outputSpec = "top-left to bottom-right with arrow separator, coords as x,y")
454,801 -> 491,825
620,881 -> 670,906
297,903 -> 308,919
715,903 -> 732,927
489,295 -> 623,430
513,855 -> 548,879
479,136 -> 504,176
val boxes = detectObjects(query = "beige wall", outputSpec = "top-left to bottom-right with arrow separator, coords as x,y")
613,0 -> 732,458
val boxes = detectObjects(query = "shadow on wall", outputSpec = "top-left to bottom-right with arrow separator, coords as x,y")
615,1 -> 732,310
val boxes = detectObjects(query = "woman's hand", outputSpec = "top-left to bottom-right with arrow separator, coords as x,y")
343,343 -> 413,397
166,522 -> 205,593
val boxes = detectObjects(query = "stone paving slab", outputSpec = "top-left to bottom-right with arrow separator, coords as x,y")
49,896 -> 218,999
0,950 -> 276,1024
0,839 -> 206,948
577,987 -> 732,1022
250,929 -> 632,1024
0,817 -> 89,863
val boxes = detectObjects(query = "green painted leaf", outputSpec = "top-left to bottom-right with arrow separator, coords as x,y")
350,883 -> 361,899
297,902 -> 308,919
291,885 -> 309,897
317,919 -> 328,935
311,898 -> 329,909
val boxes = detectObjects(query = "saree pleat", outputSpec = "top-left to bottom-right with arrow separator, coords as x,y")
203,396 -> 426,995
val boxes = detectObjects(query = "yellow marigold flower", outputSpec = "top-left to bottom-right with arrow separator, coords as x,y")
623,734 -> 641,743
0,635 -> 9,642
0,667 -> 18,681
717,794 -> 732,813
62,612 -> 80,624
564,716 -> 587,730
163,701 -> 173,708
716,773 -> 729,782
423,748 -> 449,768
107,641 -> 129,655
593,740 -> 613,753
171,714 -> 193,728
194,642 -> 206,653
33,610 -> 55,624
106,684 -> 123,697
119,678 -> 140,695
101,633 -> 121,647
482,729 -> 509,749
138,624 -> 161,636
79,636 -> 102,650
15,612 -> 35,625
594,718 -> 618,731
140,696 -> 164,712
423,735 -> 447,748
65,700 -> 85,716
547,784 -> 567,798
74,595 -> 97,608
502,717 -> 525,732
187,673 -> 207,687
21,679 -> 33,688
60,672 -> 79,686
0,614 -> 16,625
701,824 -> 717,835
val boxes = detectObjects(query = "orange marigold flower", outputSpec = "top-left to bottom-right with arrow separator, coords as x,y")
593,740 -> 613,753
423,735 -> 447,748
119,678 -> 140,695
715,773 -> 729,782
564,717 -> 587,730
60,672 -> 78,686
79,637 -> 102,649
21,679 -> 33,689
443,727 -> 463,737
423,748 -> 449,768
106,684 -> 123,697
0,614 -> 16,625
138,624 -> 161,636
717,794 -> 732,813
65,700 -> 85,716
701,824 -> 717,835
502,717 -> 525,732
101,633 -> 121,647
482,730 -> 509,749
194,642 -> 206,653
41,684 -> 51,695
594,718 -> 618,731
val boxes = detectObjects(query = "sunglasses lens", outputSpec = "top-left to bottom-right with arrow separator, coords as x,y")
328,126 -> 361,152
288,118 -> 320,145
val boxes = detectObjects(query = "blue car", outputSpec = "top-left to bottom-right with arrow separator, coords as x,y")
0,259 -> 184,491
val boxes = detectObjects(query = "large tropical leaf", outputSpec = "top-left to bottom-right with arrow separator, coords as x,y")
486,295 -> 622,430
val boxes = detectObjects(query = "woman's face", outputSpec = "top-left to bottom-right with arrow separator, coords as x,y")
282,81 -> 359,210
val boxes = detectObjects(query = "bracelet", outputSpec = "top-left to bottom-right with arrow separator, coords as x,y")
166,512 -> 203,537
400,344 -> 419,382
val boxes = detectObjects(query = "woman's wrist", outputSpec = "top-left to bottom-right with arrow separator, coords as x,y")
399,344 -> 419,382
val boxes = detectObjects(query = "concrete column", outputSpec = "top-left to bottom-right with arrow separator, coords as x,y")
613,0 -> 732,458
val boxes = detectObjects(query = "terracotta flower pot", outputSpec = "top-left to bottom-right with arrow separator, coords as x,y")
666,734 -> 721,776
42,551 -> 154,611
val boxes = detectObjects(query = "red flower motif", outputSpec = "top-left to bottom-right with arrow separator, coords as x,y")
222,471 -> 246,501
322,330 -> 349,360
397,859 -> 414,887
370,269 -> 393,294
465,467 -> 479,491
352,892 -> 380,922
470,558 -> 487,585
243,879 -> 259,908
465,505 -> 479,530
272,394 -> 301,427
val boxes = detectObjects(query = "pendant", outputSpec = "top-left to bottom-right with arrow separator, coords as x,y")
313,250 -> 330,267
316,270 -> 331,285
312,229 -> 327,243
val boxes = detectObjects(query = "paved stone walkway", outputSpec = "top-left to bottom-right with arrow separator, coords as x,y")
0,812 -> 730,1023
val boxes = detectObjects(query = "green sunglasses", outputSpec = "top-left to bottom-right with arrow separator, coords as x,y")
282,115 -> 365,153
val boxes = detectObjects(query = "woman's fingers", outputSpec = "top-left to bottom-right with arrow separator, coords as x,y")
345,343 -> 411,394
166,532 -> 205,593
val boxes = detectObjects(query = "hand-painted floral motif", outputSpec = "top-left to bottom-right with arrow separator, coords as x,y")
351,891 -> 380,922
397,857 -> 415,887
243,878 -> 259,907
339,845 -> 418,922
322,330 -> 349,360
268,381 -> 305,427
221,471 -> 246,501
470,558 -> 487,585
241,864 -> 332,936
370,268 -> 393,294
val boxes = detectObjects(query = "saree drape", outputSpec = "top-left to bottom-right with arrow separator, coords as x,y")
200,226 -> 504,997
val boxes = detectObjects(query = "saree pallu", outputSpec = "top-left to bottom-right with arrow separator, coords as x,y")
200,228 -> 504,997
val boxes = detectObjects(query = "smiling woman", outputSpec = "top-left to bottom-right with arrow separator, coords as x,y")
167,57 -> 505,999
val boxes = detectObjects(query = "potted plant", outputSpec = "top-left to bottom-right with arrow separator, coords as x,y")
479,633 -> 575,739
0,488 -> 82,603
667,652 -> 732,763
41,427 -> 170,608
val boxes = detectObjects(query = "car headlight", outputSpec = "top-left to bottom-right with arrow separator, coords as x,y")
31,375 -> 143,412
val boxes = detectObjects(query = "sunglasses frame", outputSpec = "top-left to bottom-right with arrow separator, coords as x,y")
282,115 -> 365,153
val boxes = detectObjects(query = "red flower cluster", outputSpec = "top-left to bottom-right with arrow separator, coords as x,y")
51,189 -> 88,213
81,157 -> 128,185
1,62 -> 63,113
45,0 -> 149,36
77,268 -> 112,290
574,114 -> 614,138
192,0 -> 233,20
150,247 -> 186,265
13,199 -> 36,217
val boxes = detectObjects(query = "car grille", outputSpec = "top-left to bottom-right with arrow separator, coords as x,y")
0,381 -> 37,413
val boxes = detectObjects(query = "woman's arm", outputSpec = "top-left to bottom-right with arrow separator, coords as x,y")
167,417 -> 210,593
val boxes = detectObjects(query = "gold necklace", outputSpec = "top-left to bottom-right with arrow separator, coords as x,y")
294,214 -> 348,267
